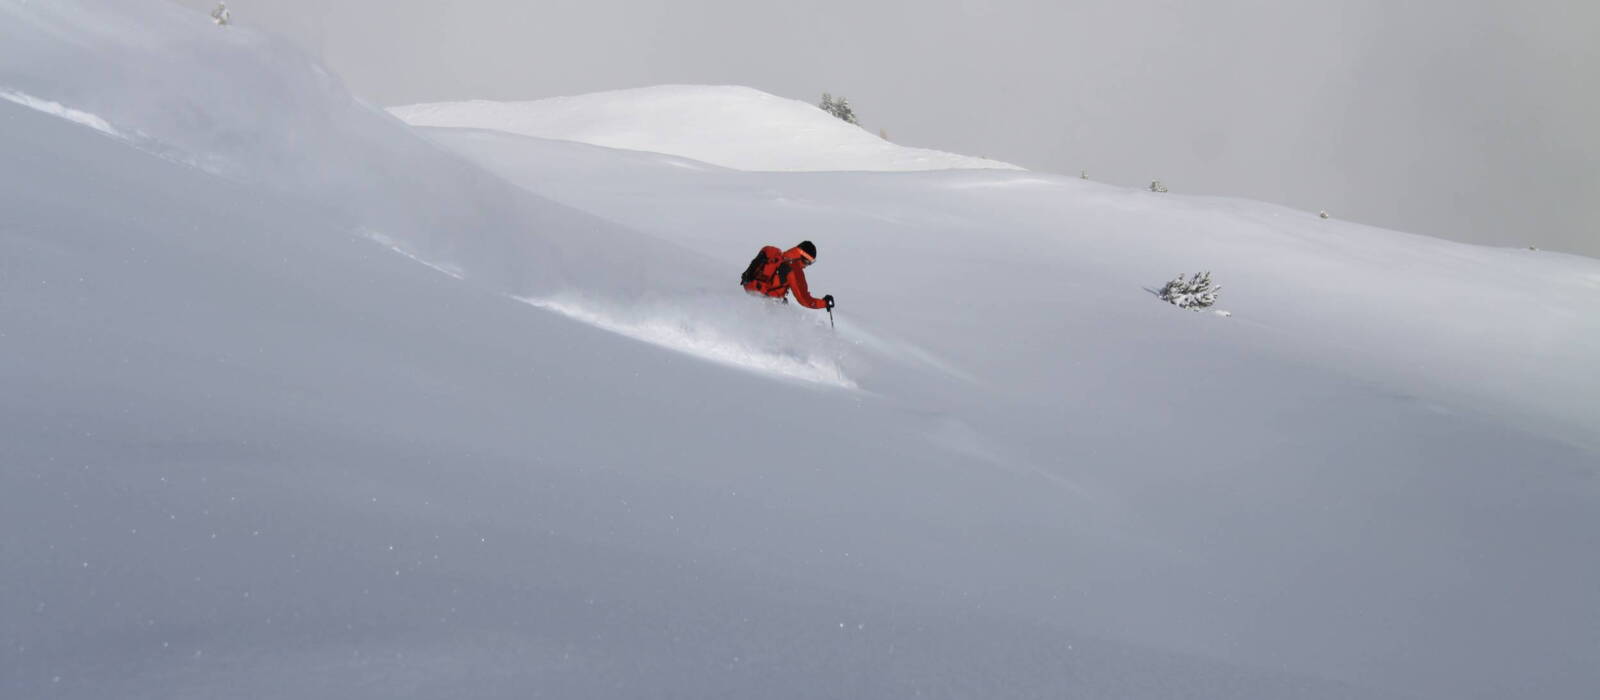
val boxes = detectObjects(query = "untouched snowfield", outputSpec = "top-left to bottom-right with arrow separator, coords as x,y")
392,85 -> 1022,172
4,2 -> 1598,699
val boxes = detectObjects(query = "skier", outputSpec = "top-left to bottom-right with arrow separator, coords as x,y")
739,240 -> 835,312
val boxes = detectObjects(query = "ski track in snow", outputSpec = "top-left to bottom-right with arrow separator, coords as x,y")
360,229 -> 853,387
515,296 -> 858,389
359,229 -> 466,280
0,89 -> 122,138
361,228 -> 857,388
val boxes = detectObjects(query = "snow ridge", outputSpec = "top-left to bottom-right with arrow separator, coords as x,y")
393,85 -> 1023,172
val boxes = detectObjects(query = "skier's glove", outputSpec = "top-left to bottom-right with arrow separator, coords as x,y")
824,294 -> 835,310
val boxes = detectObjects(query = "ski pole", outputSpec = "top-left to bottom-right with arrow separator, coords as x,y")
827,306 -> 835,329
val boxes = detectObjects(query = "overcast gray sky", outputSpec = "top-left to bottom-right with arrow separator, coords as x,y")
182,0 -> 1598,257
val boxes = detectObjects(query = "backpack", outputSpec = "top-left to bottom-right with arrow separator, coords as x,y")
739,245 -> 791,292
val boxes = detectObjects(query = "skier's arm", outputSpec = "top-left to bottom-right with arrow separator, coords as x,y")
788,267 -> 828,309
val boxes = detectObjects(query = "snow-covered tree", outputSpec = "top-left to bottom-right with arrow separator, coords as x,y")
1149,180 -> 1168,193
1319,210 -> 1330,219
819,92 -> 859,125
211,2 -> 230,26
1158,271 -> 1221,310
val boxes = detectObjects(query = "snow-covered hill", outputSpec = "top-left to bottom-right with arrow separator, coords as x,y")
5,2 -> 1598,700
392,85 -> 1022,172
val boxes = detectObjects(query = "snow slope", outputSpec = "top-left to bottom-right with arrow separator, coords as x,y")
420,125 -> 1600,451
392,85 -> 1023,172
5,2 -> 1599,700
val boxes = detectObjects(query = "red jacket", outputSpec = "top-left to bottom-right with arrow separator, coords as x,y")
743,246 -> 828,309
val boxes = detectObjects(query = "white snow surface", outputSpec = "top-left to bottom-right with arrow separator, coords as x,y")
391,85 -> 1024,172
0,89 -> 122,137
516,294 -> 859,389
5,2 -> 1599,700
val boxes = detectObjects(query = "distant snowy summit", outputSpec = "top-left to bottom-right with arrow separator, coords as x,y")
391,85 -> 1022,173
